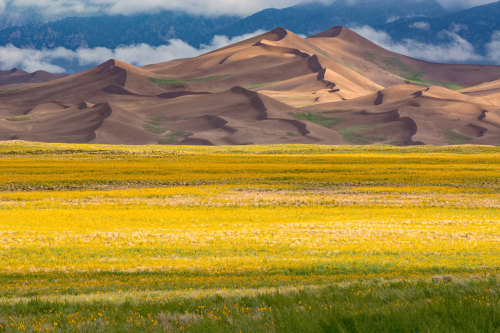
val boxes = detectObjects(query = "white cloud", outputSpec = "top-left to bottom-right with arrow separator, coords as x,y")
486,31 -> 500,60
0,30 -> 265,72
436,0 -> 496,10
352,25 -> 490,64
0,45 -> 67,72
1,1 -> 495,18
409,22 -> 430,30
1,0 -> 333,17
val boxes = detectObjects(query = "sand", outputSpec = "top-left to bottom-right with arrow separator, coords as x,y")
0,26 -> 498,146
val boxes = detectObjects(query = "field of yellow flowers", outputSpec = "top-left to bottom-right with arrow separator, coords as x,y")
0,142 -> 498,332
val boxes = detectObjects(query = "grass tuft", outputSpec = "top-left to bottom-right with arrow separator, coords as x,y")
292,111 -> 340,128
159,131 -> 192,144
444,130 -> 472,144
3,115 -> 31,121
339,125 -> 385,145
144,116 -> 166,134
149,75 -> 230,86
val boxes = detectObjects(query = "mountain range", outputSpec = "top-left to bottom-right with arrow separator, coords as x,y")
1,1 -> 498,49
380,1 -> 500,55
1,26 -> 499,146
216,0 -> 447,39
1,1 -> 499,76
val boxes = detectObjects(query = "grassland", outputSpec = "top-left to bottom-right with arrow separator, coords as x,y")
0,142 -> 498,332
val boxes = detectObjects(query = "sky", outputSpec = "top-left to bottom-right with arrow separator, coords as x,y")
0,0 -> 497,17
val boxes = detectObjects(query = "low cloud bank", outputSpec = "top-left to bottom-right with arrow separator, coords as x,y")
0,0 -> 332,18
353,25 -> 500,64
0,30 -> 265,73
2,26 -> 500,74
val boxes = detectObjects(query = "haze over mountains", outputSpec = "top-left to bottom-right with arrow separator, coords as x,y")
1,26 -> 499,146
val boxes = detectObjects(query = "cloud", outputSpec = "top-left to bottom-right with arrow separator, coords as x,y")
2,25 -> 498,73
0,45 -> 68,72
409,22 -> 430,30
352,25 -> 490,64
1,1 -> 496,18
0,30 -> 265,72
436,0 -> 496,10
486,31 -> 500,60
0,0 -> 333,17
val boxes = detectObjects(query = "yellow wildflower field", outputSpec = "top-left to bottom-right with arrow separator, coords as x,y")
0,142 -> 498,332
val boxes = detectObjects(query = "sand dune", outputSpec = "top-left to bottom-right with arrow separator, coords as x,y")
0,68 -> 67,87
0,26 -> 499,146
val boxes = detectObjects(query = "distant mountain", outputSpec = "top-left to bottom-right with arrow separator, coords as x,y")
1,0 -> 499,74
216,0 -> 447,38
379,1 -> 500,54
0,12 -> 239,49
0,7 -> 44,29
0,68 -> 67,86
0,0 -> 446,50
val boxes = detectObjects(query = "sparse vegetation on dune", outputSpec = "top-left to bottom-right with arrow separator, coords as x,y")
0,142 -> 498,332
292,111 -> 341,128
149,75 -> 231,86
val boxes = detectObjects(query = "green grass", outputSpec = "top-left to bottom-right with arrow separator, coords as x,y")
292,111 -> 340,128
3,115 -> 31,121
365,55 -> 464,90
342,62 -> 366,77
287,132 -> 296,137
244,81 -> 283,90
149,75 -> 230,86
0,278 -> 497,332
0,88 -> 20,96
339,125 -> 386,145
143,116 -> 166,134
401,71 -> 465,91
159,131 -> 192,144
313,47 -> 331,59
444,130 -> 472,145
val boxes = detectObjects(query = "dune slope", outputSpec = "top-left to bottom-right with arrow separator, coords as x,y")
0,26 -> 499,146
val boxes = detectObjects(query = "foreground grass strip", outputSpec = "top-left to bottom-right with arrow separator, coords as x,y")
0,279 -> 497,332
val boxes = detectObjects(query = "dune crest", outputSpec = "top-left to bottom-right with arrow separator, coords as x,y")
0,26 -> 499,146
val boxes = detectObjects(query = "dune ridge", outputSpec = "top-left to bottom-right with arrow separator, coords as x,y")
0,26 -> 499,146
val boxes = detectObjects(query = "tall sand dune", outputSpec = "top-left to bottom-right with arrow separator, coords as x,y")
0,26 -> 499,146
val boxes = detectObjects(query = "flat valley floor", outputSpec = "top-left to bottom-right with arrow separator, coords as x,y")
0,142 -> 498,332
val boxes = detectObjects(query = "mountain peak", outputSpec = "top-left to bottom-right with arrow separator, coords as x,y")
309,26 -> 381,49
9,68 -> 28,74
309,26 -> 346,38
309,26 -> 367,42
